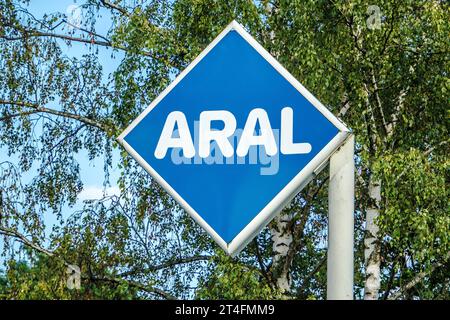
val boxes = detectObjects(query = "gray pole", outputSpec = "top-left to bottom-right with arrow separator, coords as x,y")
327,134 -> 355,300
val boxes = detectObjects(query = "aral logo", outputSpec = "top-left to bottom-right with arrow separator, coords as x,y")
154,107 -> 312,174
118,21 -> 349,256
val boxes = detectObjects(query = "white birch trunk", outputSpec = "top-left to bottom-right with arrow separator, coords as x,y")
270,209 -> 293,293
364,176 -> 381,299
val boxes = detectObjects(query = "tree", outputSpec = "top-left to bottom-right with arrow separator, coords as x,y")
0,247 -> 140,299
0,0 -> 448,300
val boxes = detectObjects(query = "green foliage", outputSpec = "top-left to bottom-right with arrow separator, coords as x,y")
375,148 -> 449,265
0,0 -> 448,300
196,250 -> 281,299
0,249 -> 139,299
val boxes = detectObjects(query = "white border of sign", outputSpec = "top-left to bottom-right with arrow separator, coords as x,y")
117,20 -> 350,257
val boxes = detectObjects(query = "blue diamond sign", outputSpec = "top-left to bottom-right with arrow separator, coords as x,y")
118,21 -> 349,256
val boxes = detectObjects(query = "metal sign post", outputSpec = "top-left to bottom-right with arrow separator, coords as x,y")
327,134 -> 355,300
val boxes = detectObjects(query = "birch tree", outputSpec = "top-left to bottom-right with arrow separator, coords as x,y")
0,0 -> 448,299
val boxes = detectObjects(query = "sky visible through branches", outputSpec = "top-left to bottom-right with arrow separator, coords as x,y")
0,0 -> 122,255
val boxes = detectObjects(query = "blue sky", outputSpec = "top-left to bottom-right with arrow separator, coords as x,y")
1,0 -> 124,246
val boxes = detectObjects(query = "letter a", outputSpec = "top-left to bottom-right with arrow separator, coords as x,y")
236,108 -> 277,157
154,111 -> 195,159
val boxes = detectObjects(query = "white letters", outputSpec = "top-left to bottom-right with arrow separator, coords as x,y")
236,108 -> 277,157
199,110 -> 236,158
154,108 -> 312,159
154,111 -> 195,159
280,107 -> 312,154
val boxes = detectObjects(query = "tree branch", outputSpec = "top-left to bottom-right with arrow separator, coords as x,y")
379,2 -> 398,57
0,31 -> 156,59
370,72 -> 389,136
338,98 -> 350,118
119,255 -> 211,277
280,177 -> 329,286
100,0 -> 131,17
0,100 -> 109,132
0,226 -> 54,257
393,139 -> 449,184
386,87 -> 409,139
253,238 -> 274,286
0,225 -> 177,299
0,110 -> 40,121
388,252 -> 450,300
90,275 -> 177,300
297,254 -> 327,298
